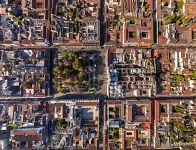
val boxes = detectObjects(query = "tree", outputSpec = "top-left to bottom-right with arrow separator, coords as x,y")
176,18 -> 182,25
53,51 -> 95,94
160,135 -> 167,144
160,105 -> 166,113
13,16 -> 22,25
185,76 -> 191,81
181,137 -> 193,143
22,82 -> 32,89
72,58 -> 84,72
78,71 -> 84,81
163,14 -> 177,25
171,70 -> 184,86
3,64 -> 12,73
192,71 -> 196,79
111,128 -> 119,142
129,19 -> 138,24
67,51 -> 77,61
141,2 -> 150,12
62,67 -> 69,76
113,10 -> 121,25
56,119 -> 67,129
174,105 -> 185,114
53,66 -> 62,74
182,17 -> 192,25
124,53 -> 130,63
177,0 -> 184,9
36,74 -> 44,81
184,114 -> 193,120
13,59 -> 19,65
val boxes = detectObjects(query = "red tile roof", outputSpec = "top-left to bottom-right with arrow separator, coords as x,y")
14,130 -> 39,136
158,36 -> 167,44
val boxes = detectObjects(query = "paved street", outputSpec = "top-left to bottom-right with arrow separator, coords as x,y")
1,94 -> 196,103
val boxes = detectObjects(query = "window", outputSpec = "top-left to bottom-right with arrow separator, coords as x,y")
37,3 -> 43,9
127,132 -> 132,135
57,107 -> 61,112
143,90 -> 147,94
193,31 -> 196,39
140,32 -> 149,39
38,14 -> 44,19
128,31 -> 136,39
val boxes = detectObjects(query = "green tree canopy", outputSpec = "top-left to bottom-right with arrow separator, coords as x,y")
182,17 -> 192,25
72,58 -> 84,71
163,14 -> 178,25
53,66 -> 63,74
192,71 -> 196,79
177,0 -> 184,9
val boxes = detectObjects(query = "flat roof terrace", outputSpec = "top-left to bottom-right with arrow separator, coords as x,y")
107,47 -> 156,98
